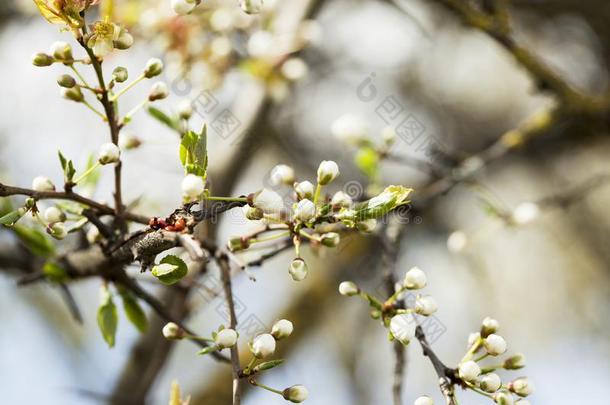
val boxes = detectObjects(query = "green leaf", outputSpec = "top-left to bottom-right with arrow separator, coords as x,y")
12,225 -> 55,257
355,185 -> 413,220
253,359 -> 284,373
151,255 -> 188,285
120,291 -> 148,333
43,261 -> 67,283
179,125 -> 208,178
0,209 -> 24,226
58,150 -> 76,183
147,106 -> 179,131
354,146 -> 379,180
97,286 -> 118,348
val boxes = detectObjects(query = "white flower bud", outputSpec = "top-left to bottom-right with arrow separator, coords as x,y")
356,218 -> 377,232
162,322 -> 185,340
294,199 -> 316,222
177,99 -> 194,120
331,114 -> 368,144
295,181 -> 314,200
119,133 -> 142,150
414,396 -> 434,405
447,230 -> 467,253
251,333 -> 276,358
144,58 -> 164,78
253,188 -> 284,215
320,232 -> 340,247
98,143 -> 121,165
493,391 -> 514,405
316,160 -> 339,185
281,58 -> 308,81
44,206 -> 65,223
403,267 -> 427,290
270,164 -> 295,186
481,317 -> 500,337
479,373 -> 502,393
240,0 -> 263,14
48,222 -> 67,240
50,41 -> 72,61
415,295 -> 438,316
112,66 -> 129,83
282,385 -> 309,403
32,176 -> 55,192
32,53 -> 54,67
331,191 -> 352,208
149,81 -> 169,101
271,319 -> 293,340
458,361 -> 481,382
389,314 -> 416,345
484,334 -> 507,356
338,281 -> 359,296
467,332 -> 481,348
171,0 -> 197,15
289,258 -> 308,281
215,328 -> 238,348
509,377 -> 533,397
512,202 -> 540,225
181,174 -> 205,199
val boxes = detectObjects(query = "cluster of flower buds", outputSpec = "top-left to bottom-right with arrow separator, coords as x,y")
242,320 -> 308,403
339,267 -> 436,346
162,322 -> 238,354
230,161 -> 411,282
22,179 -> 70,240
454,317 -> 533,404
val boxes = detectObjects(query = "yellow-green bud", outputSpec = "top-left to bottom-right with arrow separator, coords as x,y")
50,41 -> 72,61
144,58 -> 164,78
32,53 -> 54,67
61,87 -> 84,102
112,66 -> 129,83
57,74 -> 76,88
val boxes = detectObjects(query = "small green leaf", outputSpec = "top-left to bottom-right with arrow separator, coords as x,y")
0,209 -> 24,226
97,285 -> 118,348
151,255 -> 188,285
179,125 -> 208,178
43,261 -> 67,283
148,106 -> 179,131
120,290 -> 148,333
12,225 -> 56,257
58,150 -> 76,183
253,359 -> 285,373
354,146 -> 379,180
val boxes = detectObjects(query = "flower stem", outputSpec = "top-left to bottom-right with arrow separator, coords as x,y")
82,100 -> 108,121
243,357 -> 257,376
73,162 -> 101,184
313,183 -> 322,205
69,64 -> 91,88
205,196 -> 249,203
250,380 -> 283,396
122,100 -> 149,123
110,73 -> 145,101
250,231 -> 290,245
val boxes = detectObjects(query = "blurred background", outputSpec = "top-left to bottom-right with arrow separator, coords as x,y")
1,0 -> 609,404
